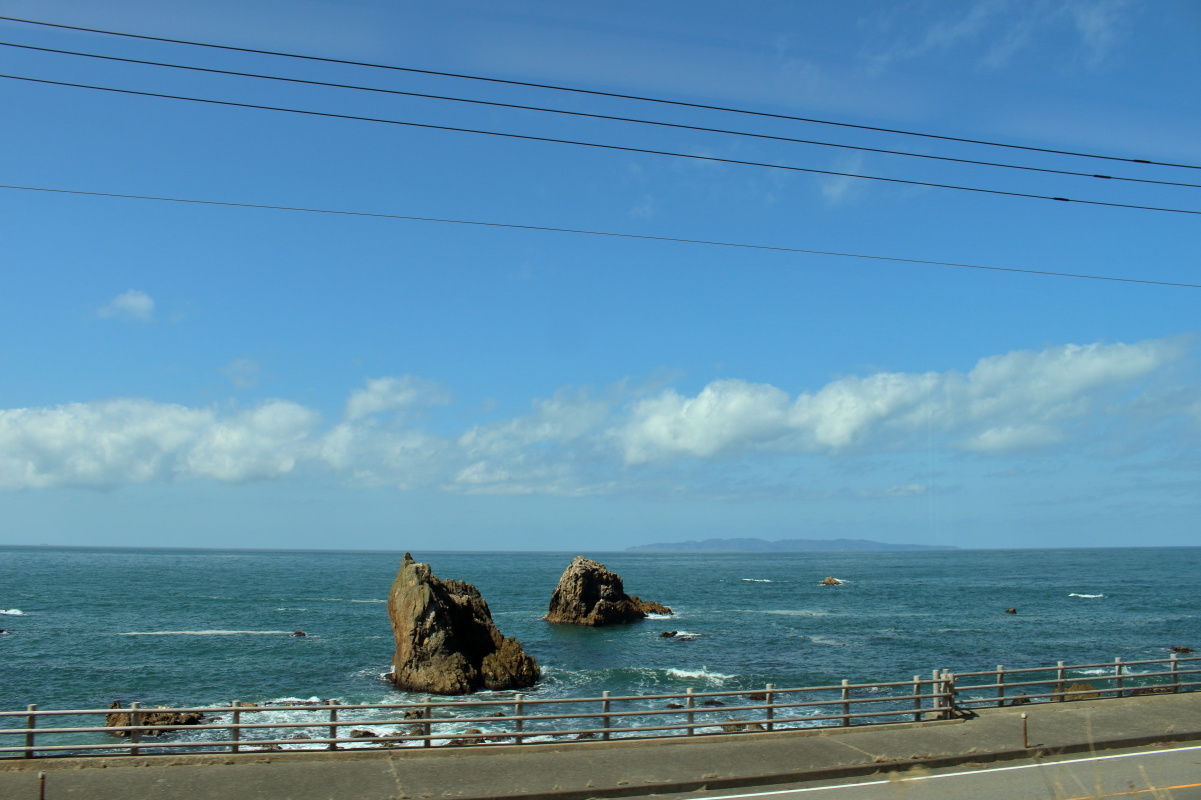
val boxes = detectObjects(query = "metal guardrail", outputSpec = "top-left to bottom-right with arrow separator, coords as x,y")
1,655 -> 1196,758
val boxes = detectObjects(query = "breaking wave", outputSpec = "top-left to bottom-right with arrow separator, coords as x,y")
117,630 -> 295,636
0,609 -> 25,616
1069,593 -> 1105,599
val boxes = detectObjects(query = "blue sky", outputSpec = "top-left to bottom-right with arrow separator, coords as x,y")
1,0 -> 1198,551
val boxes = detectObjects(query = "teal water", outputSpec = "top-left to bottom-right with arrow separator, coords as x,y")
1,546 -> 1198,718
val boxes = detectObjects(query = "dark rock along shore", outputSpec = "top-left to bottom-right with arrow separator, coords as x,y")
386,553 -> 539,694
545,555 -> 672,626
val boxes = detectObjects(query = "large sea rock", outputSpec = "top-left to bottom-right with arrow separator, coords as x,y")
545,556 -> 672,626
387,553 -> 539,695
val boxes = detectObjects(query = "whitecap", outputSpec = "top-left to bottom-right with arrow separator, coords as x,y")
1069,593 -> 1105,599
117,630 -> 294,636
741,579 -> 773,583
645,613 -> 674,619
760,610 -> 830,617
665,667 -> 735,682
0,609 -> 24,616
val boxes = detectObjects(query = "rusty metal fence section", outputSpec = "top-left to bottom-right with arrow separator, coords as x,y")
1,655 -> 1196,758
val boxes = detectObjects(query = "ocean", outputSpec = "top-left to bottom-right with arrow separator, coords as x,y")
1,546 -> 1198,745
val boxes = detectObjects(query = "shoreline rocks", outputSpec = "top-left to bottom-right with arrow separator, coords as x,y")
545,556 -> 672,626
104,703 -> 204,736
387,553 -> 539,695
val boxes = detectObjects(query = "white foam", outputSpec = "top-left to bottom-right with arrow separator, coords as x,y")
275,608 -> 309,612
1069,593 -> 1105,599
645,613 -> 674,619
665,667 -> 735,682
760,609 -> 830,617
809,636 -> 844,646
117,630 -> 294,636
0,609 -> 24,616
741,579 -> 773,583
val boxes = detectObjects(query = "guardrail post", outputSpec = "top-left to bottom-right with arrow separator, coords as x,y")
943,671 -> 956,718
129,702 -> 142,756
996,665 -> 1005,707
422,704 -> 431,747
840,680 -> 850,727
685,688 -> 695,735
231,703 -> 241,753
327,699 -> 339,750
912,676 -> 922,722
764,684 -> 774,732
514,694 -> 524,745
601,691 -> 610,741
1170,654 -> 1179,693
931,670 -> 942,718
1055,661 -> 1066,701
1115,657 -> 1124,698
24,705 -> 35,758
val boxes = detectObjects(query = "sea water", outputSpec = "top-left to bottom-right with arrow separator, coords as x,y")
0,546 -> 1198,742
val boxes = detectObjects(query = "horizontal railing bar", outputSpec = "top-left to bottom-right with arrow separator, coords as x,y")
0,698 -> 956,747
952,658 -> 1200,679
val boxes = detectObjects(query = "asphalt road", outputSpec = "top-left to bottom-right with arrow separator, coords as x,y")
635,744 -> 1201,800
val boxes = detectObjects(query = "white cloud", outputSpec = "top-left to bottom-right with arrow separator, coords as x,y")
344,376 -> 451,421
862,0 -> 1130,70
0,399 -> 320,489
0,339 -> 1190,494
98,290 -> 155,322
616,339 -> 1184,463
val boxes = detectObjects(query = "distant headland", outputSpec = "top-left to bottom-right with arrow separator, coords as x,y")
626,537 -> 957,553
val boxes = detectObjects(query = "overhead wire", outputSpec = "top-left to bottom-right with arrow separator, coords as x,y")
3,40 -> 1199,191
1,14 -> 1198,172
2,182 -> 1198,289
5,73 -> 1200,217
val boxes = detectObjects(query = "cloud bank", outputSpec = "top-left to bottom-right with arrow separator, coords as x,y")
0,338 -> 1190,494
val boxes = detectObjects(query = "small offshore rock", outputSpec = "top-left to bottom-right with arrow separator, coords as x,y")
747,692 -> 767,701
665,702 -> 685,709
545,556 -> 672,626
291,630 -> 306,637
403,709 -> 426,720
1005,608 -> 1017,614
1171,646 -> 1195,654
350,729 -> 375,738
701,699 -> 725,707
659,631 -> 678,638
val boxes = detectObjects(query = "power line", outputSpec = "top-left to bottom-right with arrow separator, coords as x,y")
6,73 -> 1200,218
2,182 -> 1198,289
2,13 -> 1198,172
5,40 -> 1199,192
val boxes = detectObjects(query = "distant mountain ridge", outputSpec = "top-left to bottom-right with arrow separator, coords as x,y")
626,537 -> 957,552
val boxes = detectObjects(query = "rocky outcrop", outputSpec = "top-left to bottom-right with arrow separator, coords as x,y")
545,556 -> 672,626
387,553 -> 539,695
105,703 -> 204,736
821,577 -> 843,586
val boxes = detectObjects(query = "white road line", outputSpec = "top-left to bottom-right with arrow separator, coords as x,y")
691,743 -> 1201,799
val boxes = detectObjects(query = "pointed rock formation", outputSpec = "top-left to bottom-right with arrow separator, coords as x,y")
545,556 -> 672,626
387,553 -> 539,695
